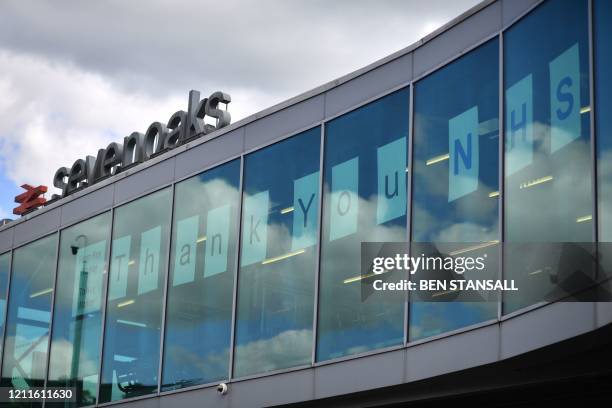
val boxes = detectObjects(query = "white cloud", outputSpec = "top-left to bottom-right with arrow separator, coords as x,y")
0,51 -> 171,190
0,0 -> 481,199
234,329 -> 312,376
0,51 -> 278,195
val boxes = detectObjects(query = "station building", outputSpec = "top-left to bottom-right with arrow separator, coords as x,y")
1,0 -> 612,406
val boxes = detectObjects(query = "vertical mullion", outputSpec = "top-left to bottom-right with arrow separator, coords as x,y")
0,250 -> 14,381
228,155 -> 245,380
156,183 -> 177,394
498,31 -> 505,321
96,207 -> 116,405
588,0 -> 598,246
310,124 -> 326,365
405,82 -> 415,345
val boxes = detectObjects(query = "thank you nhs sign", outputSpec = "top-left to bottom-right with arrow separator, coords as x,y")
449,106 -> 479,202
550,43 -> 580,152
506,43 -> 581,175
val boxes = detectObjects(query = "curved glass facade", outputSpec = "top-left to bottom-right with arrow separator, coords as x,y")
0,0 -> 608,405
161,159 -> 240,390
410,38 -> 499,340
234,127 -> 320,377
317,88 -> 409,361
503,0 -> 592,313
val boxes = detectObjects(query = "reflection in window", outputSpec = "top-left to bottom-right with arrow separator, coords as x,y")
596,0 -> 612,244
410,39 -> 499,341
47,213 -> 111,407
161,159 -> 240,390
1,234 -> 57,405
0,252 -> 9,363
233,127 -> 320,377
503,0 -> 592,313
317,89 -> 409,361
99,188 -> 172,402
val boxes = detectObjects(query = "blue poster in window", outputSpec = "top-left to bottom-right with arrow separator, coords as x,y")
449,106 -> 479,202
205,204 -> 231,277
173,215 -> 199,286
72,240 -> 107,317
292,171 -> 319,250
138,225 -> 162,295
506,74 -> 534,175
241,191 -> 269,266
377,138 -> 406,224
550,43 -> 581,153
330,157 -> 359,241
109,235 -> 131,301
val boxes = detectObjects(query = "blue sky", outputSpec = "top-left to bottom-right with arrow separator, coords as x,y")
0,170 -> 19,219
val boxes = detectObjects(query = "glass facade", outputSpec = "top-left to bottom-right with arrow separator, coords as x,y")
596,0 -> 612,242
317,89 -> 409,361
234,127 -> 320,377
48,213 -> 111,407
410,38 -> 499,340
0,0 -> 608,404
0,252 -> 9,362
503,0 -> 592,313
1,234 -> 57,406
99,188 -> 172,402
162,159 -> 240,390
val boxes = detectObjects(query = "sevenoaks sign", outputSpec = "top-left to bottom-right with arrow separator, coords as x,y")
53,90 -> 231,198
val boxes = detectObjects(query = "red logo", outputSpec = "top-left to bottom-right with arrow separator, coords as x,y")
13,184 -> 48,216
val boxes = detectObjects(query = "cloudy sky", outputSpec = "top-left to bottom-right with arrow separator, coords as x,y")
0,0 -> 481,220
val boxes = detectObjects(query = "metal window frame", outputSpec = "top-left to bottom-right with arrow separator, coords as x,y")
311,124 -> 326,364
228,155 -> 245,380
0,249 -> 13,379
405,82 -> 415,345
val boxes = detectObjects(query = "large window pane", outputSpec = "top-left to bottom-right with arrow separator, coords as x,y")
596,0 -> 612,242
234,127 -> 320,377
0,252 -> 9,362
99,188 -> 172,402
161,159 -> 240,390
47,213 -> 111,407
1,234 -> 57,405
317,88 -> 409,361
410,39 -> 499,341
503,0 -> 592,313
